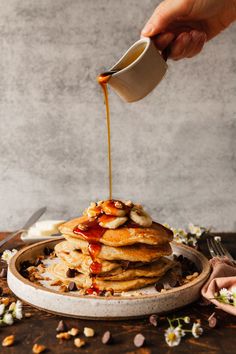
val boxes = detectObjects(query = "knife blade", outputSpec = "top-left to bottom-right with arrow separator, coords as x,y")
0,206 -> 47,249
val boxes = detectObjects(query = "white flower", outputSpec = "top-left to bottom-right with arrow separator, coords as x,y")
0,303 -> 5,316
165,327 -> 181,347
13,300 -> 23,320
184,316 -> 190,324
232,289 -> 236,307
231,287 -> 236,296
219,288 -> 232,303
188,224 -> 203,237
1,249 -> 17,264
176,326 -> 185,337
2,312 -> 14,325
172,228 -> 189,245
9,302 -> 16,312
192,322 -> 203,338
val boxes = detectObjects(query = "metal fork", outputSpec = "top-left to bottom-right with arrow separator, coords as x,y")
207,236 -> 235,261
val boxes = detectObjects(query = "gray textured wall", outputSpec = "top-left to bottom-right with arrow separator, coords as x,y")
0,0 -> 235,231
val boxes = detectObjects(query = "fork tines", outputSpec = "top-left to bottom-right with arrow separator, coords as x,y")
207,236 -> 234,261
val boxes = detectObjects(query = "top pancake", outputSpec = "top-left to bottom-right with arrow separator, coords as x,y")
59,216 -> 173,247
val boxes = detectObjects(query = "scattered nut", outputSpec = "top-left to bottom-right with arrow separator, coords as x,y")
84,327 -> 95,337
208,312 -> 217,328
134,333 -> 145,348
25,312 -> 33,318
74,338 -> 86,348
186,272 -> 199,281
102,331 -> 112,344
32,343 -> 46,353
1,297 -> 10,306
56,332 -> 71,340
2,335 -> 15,347
68,328 -> 79,336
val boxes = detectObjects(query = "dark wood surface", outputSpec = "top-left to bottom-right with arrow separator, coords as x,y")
0,232 -> 236,354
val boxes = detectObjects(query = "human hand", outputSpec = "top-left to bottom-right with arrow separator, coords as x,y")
141,0 -> 236,60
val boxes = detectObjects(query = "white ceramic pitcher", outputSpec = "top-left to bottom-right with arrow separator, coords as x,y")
106,37 -> 167,102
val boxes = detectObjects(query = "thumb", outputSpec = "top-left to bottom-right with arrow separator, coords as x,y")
141,0 -> 194,36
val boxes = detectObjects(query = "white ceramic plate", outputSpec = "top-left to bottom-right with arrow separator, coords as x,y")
7,239 -> 210,319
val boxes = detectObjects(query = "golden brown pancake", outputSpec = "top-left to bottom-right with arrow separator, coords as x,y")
48,262 -> 160,292
59,216 -> 173,247
98,258 -> 176,281
63,235 -> 172,262
55,241 -> 123,275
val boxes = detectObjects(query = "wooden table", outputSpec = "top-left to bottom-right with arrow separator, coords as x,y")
0,232 -> 236,353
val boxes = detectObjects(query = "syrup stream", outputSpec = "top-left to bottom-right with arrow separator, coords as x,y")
97,72 -> 116,200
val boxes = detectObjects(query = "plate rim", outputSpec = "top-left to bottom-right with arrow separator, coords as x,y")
8,238 -> 211,301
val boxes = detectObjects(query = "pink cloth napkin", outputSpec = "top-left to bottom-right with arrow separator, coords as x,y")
201,257 -> 236,316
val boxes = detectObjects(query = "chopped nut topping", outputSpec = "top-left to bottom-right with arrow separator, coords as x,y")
33,273 -> 44,280
32,343 -> 46,353
74,338 -> 86,348
84,327 -> 95,337
27,266 -> 36,273
37,264 -> 45,273
114,201 -> 123,209
78,223 -> 89,231
2,335 -> 15,347
59,285 -> 68,293
56,332 -> 71,340
124,200 -> 133,207
50,279 -> 62,286
68,327 -> 79,336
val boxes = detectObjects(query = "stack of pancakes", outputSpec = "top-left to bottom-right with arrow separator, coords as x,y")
48,200 -> 176,293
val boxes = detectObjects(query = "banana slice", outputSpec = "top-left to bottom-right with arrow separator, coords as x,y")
101,200 -> 127,217
130,207 -> 152,227
84,203 -> 102,219
99,215 -> 128,229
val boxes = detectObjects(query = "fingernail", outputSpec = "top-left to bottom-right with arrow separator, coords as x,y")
141,23 -> 154,36
181,33 -> 191,46
191,31 -> 204,42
